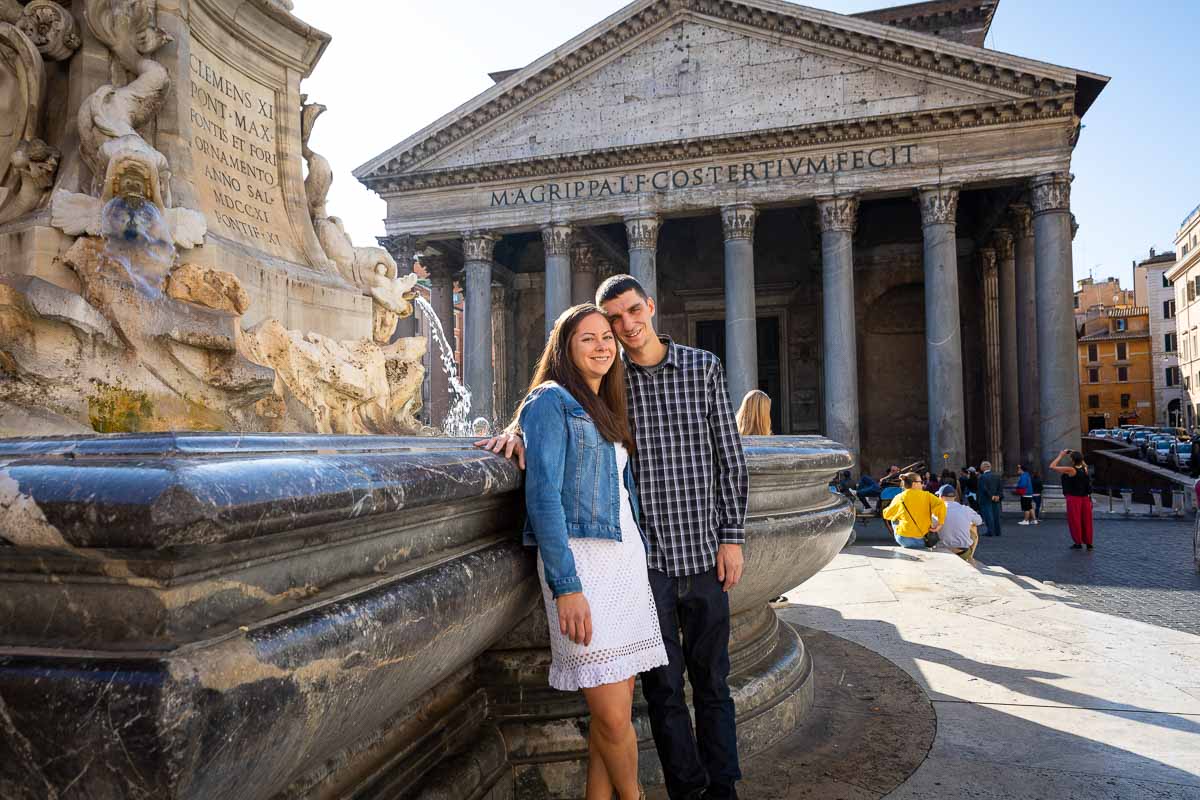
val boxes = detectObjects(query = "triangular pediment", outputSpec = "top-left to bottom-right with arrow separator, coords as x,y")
355,0 -> 1089,186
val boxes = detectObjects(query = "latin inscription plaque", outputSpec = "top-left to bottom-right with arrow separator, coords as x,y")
187,38 -> 303,262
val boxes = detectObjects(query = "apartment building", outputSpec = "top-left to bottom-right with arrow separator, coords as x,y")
1134,249 -> 1184,426
1168,204 -> 1200,428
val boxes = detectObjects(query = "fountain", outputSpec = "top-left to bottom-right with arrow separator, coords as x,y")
0,2 -> 854,798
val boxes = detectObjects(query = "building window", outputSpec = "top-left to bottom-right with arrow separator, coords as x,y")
1087,343 -> 1098,362
1073,295 -> 1080,309
1120,394 -> 1131,409
1088,394 -> 1100,409
1165,299 -> 1176,319
1088,368 -> 1100,383
1166,332 -> 1177,352
1116,342 -> 1128,361
1163,272 -> 1172,288
1190,281 -> 1197,303
1167,367 -> 1177,387
1118,366 -> 1129,382
1115,319 -> 1127,332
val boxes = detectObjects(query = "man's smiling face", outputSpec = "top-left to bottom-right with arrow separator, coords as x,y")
600,289 -> 656,351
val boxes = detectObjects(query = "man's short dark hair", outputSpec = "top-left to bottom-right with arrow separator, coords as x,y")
596,274 -> 648,306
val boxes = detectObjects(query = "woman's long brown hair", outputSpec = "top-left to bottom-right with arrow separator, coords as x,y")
736,389 -> 772,436
521,304 -> 635,454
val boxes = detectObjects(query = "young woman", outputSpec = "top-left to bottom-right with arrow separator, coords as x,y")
1015,464 -> 1036,525
736,388 -> 772,435
518,304 -> 667,800
882,472 -> 946,549
1050,449 -> 1094,550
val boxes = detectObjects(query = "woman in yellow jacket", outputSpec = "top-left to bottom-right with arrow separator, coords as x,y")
882,472 -> 945,549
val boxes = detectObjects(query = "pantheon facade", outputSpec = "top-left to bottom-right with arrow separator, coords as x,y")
358,0 -> 1108,474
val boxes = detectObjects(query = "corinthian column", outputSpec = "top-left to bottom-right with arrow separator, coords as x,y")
462,231 -> 497,424
1031,173 -> 1081,467
981,247 -> 1003,471
571,239 -> 598,306
1010,204 -> 1040,466
816,194 -> 860,458
625,215 -> 660,300
918,184 -> 966,470
721,204 -> 759,408
542,224 -> 573,337
994,228 -> 1021,472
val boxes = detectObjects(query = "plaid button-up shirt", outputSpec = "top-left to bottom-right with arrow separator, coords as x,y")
623,336 -> 748,576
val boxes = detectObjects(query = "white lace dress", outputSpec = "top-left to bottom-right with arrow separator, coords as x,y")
537,443 -> 669,691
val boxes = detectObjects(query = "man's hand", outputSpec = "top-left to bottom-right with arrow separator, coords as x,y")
555,592 -> 592,645
715,543 -> 744,592
991,496 -> 1000,503
473,432 -> 526,469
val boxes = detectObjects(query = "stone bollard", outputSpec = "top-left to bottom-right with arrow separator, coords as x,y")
1121,489 -> 1132,515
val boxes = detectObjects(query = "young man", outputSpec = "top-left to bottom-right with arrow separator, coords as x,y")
479,275 -> 749,800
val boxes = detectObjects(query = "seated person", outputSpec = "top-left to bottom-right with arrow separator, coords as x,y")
936,485 -> 982,560
882,472 -> 945,549
855,472 -> 881,511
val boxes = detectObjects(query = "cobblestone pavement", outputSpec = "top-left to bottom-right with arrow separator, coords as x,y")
855,515 -> 1200,634
957,517 -> 1198,635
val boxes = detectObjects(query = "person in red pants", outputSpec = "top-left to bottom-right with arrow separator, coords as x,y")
1050,450 -> 1094,550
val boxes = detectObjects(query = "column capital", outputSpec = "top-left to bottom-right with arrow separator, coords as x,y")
571,239 -> 597,274
979,246 -> 998,276
377,234 -> 419,272
461,231 -> 498,263
624,215 -> 660,251
815,194 -> 859,234
916,184 -> 960,227
1030,173 -> 1072,216
540,223 -> 574,257
992,228 -> 1014,261
721,203 -> 757,241
1008,203 -> 1033,239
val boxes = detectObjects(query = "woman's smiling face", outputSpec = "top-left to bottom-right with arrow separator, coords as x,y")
569,312 -> 616,384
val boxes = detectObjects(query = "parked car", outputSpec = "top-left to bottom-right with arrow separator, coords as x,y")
1088,429 -> 1109,438
1131,429 -> 1153,454
1148,436 -> 1173,465
1170,441 -> 1193,471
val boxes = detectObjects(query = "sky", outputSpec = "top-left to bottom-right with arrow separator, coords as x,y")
293,0 -> 1200,290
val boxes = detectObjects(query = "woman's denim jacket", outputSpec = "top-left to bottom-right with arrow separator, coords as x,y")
519,382 -> 644,598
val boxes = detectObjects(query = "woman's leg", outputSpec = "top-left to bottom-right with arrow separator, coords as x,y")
1081,498 -> 1095,546
582,677 -> 639,800
587,733 -> 615,800
1065,496 -> 1083,545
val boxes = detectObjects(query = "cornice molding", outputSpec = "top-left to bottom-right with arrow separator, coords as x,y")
357,0 -> 1076,185
365,95 -> 1074,194
815,194 -> 859,234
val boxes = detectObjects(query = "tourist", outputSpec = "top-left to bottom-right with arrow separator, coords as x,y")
1015,464 -> 1036,525
882,471 -> 945,549
935,485 -> 982,560
924,470 -> 940,494
736,389 -> 772,436
880,464 -> 902,488
517,303 -> 667,800
1031,471 -> 1044,522
1051,449 -> 1095,550
977,461 -> 1004,536
855,471 -> 882,512
962,466 -> 980,510
478,275 -> 748,800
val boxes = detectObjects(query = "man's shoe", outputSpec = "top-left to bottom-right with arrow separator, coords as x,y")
1018,520 -> 1030,526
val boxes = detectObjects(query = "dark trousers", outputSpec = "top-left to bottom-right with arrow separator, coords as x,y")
979,499 -> 1001,536
643,567 -> 740,800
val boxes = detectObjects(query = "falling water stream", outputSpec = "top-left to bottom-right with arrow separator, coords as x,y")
99,196 -> 176,297
413,295 -> 474,436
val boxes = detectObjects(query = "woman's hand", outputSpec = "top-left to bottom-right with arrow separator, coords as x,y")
556,592 -> 592,646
